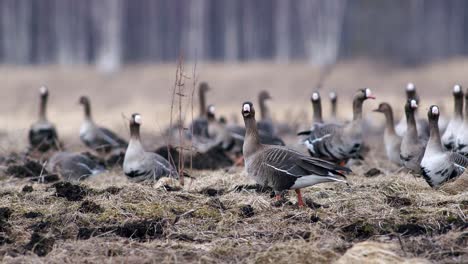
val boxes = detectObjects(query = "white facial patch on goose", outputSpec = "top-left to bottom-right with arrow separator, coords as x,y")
410,100 -> 418,108
134,114 -> 142,124
454,84 -> 461,93
208,105 -> 215,113
365,88 -> 372,97
432,106 -> 439,115
406,82 -> 415,91
312,93 -> 320,101
329,92 -> 336,99
243,104 -> 251,112
39,86 -> 47,94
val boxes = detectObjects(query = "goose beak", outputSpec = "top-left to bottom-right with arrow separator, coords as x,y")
372,109 -> 381,112
367,95 -> 376,100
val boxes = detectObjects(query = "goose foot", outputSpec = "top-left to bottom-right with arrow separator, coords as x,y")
295,189 -> 305,207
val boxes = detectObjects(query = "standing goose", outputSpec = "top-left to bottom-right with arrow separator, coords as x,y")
190,82 -> 210,137
123,114 -> 178,182
300,89 -> 375,164
29,86 -> 60,152
441,85 -> 463,150
47,152 -> 105,182
455,89 -> 468,156
400,99 -> 425,173
373,103 -> 402,166
257,90 -> 275,136
395,83 -> 429,139
421,105 -> 468,187
310,91 -> 324,124
79,96 -> 127,154
241,102 -> 350,207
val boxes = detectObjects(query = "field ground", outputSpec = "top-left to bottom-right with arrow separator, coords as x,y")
0,59 -> 468,263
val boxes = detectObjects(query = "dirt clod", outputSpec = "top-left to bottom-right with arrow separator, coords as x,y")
24,211 -> 43,219
79,200 -> 104,214
24,232 -> 55,256
385,195 -> 412,208
22,185 -> 34,193
364,168 -> 382,177
395,223 -> 426,236
6,160 -> 45,178
0,207 -> 12,222
200,187 -> 224,197
53,182 -> 88,201
239,205 -> 254,218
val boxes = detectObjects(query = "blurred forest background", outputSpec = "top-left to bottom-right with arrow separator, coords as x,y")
1,0 -> 467,71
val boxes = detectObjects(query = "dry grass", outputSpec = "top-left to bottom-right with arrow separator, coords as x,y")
0,60 -> 467,263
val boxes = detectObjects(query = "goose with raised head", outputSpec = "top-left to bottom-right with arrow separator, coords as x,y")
241,102 -> 350,207
29,86 -> 60,152
329,91 -> 339,122
395,83 -> 429,139
441,85 -> 463,150
299,89 -> 375,164
189,82 -> 210,137
455,89 -> 468,156
400,99 -> 425,173
79,96 -> 127,154
47,151 -> 105,182
123,114 -> 178,182
373,103 -> 402,166
421,105 -> 468,187
257,90 -> 275,136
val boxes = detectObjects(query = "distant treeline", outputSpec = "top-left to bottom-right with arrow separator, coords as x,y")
0,0 -> 466,70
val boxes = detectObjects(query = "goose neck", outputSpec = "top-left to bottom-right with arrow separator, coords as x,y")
243,117 -> 261,157
353,98 -> 364,121
39,94 -> 48,121
199,90 -> 206,117
259,99 -> 270,120
384,110 -> 396,135
312,100 -> 323,123
454,94 -> 463,118
428,117 -> 443,151
405,109 -> 418,138
331,100 -> 337,118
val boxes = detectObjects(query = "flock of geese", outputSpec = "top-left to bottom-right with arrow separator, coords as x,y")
20,82 -> 468,206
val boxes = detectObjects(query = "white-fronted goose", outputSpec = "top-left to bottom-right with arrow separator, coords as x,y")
241,102 -> 350,207
373,103 -> 402,166
400,99 -> 425,173
79,96 -> 127,154
329,91 -> 338,121
421,105 -> 468,187
310,91 -> 323,124
299,89 -> 375,164
395,83 -> 429,140
189,82 -> 210,137
257,90 -> 275,136
441,85 -> 463,150
205,105 -> 243,155
455,90 -> 468,155
29,86 -> 60,152
47,151 -> 105,182
123,114 -> 177,182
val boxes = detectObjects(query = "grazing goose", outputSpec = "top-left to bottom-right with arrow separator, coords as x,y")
79,96 -> 127,154
373,103 -> 402,166
241,102 -> 350,207
29,86 -> 60,152
257,90 -> 275,136
455,90 -> 468,156
299,89 -> 375,164
395,83 -> 429,139
47,152 -> 105,182
441,85 -> 464,150
189,82 -> 210,137
400,99 -> 425,173
420,105 -> 468,187
123,114 -> 177,182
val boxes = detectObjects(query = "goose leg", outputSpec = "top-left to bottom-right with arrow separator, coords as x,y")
275,194 -> 282,201
295,189 -> 305,207
233,156 -> 244,167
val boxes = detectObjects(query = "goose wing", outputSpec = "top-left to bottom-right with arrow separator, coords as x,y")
99,127 -> 127,147
449,152 -> 468,168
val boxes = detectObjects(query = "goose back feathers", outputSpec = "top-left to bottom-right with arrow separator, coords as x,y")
373,103 -> 402,165
421,106 -> 468,187
29,86 -> 60,152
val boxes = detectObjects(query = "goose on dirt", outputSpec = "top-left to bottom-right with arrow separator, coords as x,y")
47,151 -> 105,182
373,103 -> 402,166
421,105 -> 468,187
79,96 -> 127,154
441,85 -> 463,150
400,99 -> 426,174
123,114 -> 178,182
29,86 -> 60,152
299,89 -> 375,165
241,102 -> 350,207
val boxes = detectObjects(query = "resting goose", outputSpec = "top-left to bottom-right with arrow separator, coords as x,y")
400,99 -> 425,173
420,105 -> 468,187
241,102 -> 350,207
29,86 -> 60,152
373,103 -> 402,166
79,96 -> 127,154
47,151 -> 105,182
299,89 -> 375,164
123,114 -> 178,182
441,85 -> 463,150
257,90 -> 275,136
395,83 -> 429,140
189,82 -> 210,137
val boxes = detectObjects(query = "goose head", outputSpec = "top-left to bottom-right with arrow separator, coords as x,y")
311,91 -> 321,103
356,88 -> 376,101
79,96 -> 92,119
373,102 -> 392,114
453,84 -> 462,96
39,86 -> 49,98
79,96 -> 90,107
129,113 -> 142,139
427,105 -> 440,124
405,99 -> 419,114
405,82 -> 419,103
199,82 -> 210,94
258,90 -> 272,102
206,105 -> 216,121
329,91 -> 337,103
242,102 -> 255,119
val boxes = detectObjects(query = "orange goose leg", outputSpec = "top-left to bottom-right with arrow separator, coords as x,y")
295,189 -> 305,207
275,194 -> 282,201
233,156 -> 244,167
338,161 -> 346,167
